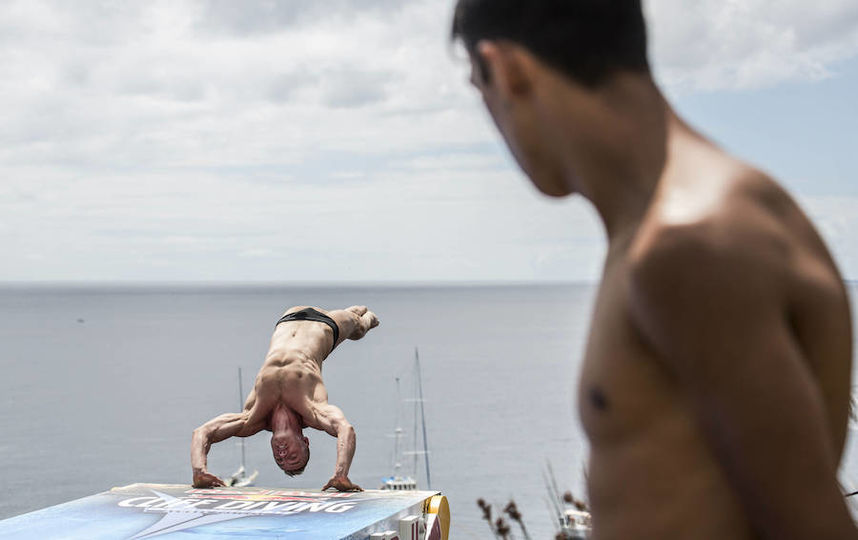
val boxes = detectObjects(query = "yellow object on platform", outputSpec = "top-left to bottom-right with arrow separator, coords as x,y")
424,495 -> 451,540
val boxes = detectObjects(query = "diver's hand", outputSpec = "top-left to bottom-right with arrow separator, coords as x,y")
193,470 -> 226,488
322,475 -> 363,492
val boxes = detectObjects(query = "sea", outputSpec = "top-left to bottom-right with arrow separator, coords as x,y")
1,283 -> 857,539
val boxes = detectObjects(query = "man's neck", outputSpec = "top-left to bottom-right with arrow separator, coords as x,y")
547,73 -> 671,247
271,404 -> 301,436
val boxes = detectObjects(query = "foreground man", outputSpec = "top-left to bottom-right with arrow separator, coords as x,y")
452,1 -> 854,538
191,305 -> 379,492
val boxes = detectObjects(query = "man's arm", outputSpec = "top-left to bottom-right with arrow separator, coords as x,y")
630,231 -> 857,539
311,403 -> 361,491
191,412 -> 261,488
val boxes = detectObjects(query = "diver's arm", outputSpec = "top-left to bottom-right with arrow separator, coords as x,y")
313,404 -> 362,492
191,412 -> 258,488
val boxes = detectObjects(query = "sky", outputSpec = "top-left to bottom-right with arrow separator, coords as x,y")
1,0 -> 857,283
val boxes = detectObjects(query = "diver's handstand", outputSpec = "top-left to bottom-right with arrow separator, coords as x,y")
190,305 -> 379,492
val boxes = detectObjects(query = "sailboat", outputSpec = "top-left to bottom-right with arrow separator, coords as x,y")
381,348 -> 431,491
544,462 -> 592,539
224,367 -> 259,488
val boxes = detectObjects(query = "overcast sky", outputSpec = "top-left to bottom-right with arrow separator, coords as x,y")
2,0 -> 857,283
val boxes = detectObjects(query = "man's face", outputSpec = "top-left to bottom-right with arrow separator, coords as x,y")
271,433 -> 309,472
468,53 -> 523,165
468,49 -> 575,198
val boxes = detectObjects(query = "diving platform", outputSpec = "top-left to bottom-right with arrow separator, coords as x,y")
0,484 -> 450,540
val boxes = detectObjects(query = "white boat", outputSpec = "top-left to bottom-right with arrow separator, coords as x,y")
380,422 -> 416,491
225,464 -> 259,488
559,508 -> 592,540
545,462 -> 592,539
381,348 -> 430,492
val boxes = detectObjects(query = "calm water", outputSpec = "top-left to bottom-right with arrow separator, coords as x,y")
1,283 -> 857,538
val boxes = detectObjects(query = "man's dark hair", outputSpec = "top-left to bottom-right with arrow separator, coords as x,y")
451,0 -> 650,87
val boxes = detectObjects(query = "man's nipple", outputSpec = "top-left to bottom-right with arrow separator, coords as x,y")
589,386 -> 610,412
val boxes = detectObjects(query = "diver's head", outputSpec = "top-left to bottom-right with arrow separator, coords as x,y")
271,431 -> 310,476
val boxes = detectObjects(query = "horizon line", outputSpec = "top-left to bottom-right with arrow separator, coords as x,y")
0,279 -> 600,289
1,278 -> 854,289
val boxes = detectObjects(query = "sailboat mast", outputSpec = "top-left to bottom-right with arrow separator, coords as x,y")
415,347 -> 431,489
393,377 -> 403,474
412,358 -> 419,478
238,367 -> 246,471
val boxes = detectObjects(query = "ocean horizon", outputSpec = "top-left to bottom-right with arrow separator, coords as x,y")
1,282 -> 857,538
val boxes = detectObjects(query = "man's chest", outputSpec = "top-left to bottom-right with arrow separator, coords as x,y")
578,265 -> 679,444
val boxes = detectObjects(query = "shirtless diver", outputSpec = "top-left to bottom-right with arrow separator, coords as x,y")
190,305 -> 379,492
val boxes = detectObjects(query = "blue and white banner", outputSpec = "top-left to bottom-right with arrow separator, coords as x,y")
0,484 -> 440,539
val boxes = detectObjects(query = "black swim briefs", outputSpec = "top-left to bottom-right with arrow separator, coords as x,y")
275,307 -> 340,345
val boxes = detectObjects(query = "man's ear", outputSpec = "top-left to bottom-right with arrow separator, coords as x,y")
476,40 -> 532,100
303,436 -> 310,446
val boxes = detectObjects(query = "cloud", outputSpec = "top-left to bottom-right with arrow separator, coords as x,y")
0,0 -> 856,282
646,0 -> 858,92
196,0 -> 406,36
319,68 -> 391,108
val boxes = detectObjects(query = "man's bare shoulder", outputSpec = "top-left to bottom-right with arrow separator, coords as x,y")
634,168 -> 839,293
627,167 -> 846,351
632,169 -> 806,280
628,172 -> 794,328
